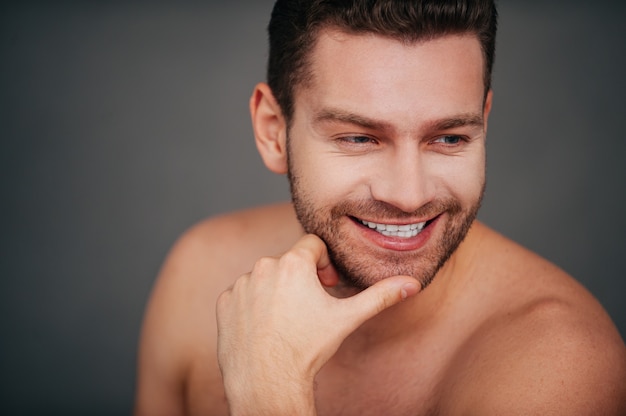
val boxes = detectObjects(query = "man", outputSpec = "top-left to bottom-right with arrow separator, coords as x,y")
134,1 -> 626,415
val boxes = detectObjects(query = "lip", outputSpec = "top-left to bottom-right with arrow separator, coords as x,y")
355,216 -> 430,227
349,214 -> 441,251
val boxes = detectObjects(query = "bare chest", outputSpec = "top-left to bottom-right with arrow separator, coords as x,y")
186,343 -> 449,416
313,343 -> 448,416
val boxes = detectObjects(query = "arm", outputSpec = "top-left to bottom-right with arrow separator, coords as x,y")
134,223 -> 230,416
133,247 -> 189,416
216,234 -> 420,415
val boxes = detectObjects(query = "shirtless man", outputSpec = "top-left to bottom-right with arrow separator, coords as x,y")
134,1 -> 626,415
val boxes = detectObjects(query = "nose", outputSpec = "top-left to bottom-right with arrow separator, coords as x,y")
369,145 -> 434,213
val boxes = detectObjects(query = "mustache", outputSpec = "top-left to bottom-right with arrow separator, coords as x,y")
330,198 -> 463,221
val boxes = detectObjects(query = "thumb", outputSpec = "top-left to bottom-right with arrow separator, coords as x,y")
341,276 -> 421,330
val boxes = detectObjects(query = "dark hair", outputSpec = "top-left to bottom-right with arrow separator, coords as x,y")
267,0 -> 498,124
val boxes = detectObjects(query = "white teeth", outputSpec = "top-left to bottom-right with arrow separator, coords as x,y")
359,219 -> 427,238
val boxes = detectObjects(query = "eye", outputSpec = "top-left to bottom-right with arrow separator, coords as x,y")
333,134 -> 380,154
340,135 -> 376,145
432,135 -> 463,145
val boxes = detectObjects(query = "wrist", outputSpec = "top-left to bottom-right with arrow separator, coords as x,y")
226,378 -> 316,416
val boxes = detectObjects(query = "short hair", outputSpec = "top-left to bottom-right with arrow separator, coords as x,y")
267,0 -> 498,124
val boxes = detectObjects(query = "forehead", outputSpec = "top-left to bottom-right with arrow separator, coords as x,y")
294,29 -> 485,123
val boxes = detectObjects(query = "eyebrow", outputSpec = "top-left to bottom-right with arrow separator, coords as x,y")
313,108 -> 392,131
313,108 -> 484,132
429,114 -> 484,131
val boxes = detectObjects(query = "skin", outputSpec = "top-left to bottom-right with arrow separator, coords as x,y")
285,31 -> 486,291
134,31 -> 626,415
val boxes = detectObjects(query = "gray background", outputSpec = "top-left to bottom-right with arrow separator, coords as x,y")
1,1 -> 624,414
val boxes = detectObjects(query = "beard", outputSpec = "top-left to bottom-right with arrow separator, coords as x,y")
287,142 -> 484,291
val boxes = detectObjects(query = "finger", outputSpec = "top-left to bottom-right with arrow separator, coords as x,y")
289,234 -> 331,269
342,276 -> 421,328
317,264 -> 340,287
289,234 -> 340,287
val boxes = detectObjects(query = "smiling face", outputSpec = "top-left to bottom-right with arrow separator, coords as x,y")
277,30 -> 491,290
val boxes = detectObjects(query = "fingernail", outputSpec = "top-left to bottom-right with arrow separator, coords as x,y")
401,282 -> 419,299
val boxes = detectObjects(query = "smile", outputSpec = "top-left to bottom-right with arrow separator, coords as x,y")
356,218 -> 427,238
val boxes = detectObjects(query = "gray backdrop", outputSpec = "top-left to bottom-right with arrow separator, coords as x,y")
1,1 -> 624,414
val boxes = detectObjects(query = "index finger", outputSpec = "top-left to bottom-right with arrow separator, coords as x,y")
290,234 -> 339,287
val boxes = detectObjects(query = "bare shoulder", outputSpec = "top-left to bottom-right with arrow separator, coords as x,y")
444,223 -> 626,415
134,202 -> 302,416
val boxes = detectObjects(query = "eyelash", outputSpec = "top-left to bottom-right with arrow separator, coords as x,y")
333,135 -> 380,150
339,135 -> 377,145
334,134 -> 469,151
341,135 -> 466,143
431,135 -> 466,146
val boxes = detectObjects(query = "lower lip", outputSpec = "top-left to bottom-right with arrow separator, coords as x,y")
351,215 -> 440,252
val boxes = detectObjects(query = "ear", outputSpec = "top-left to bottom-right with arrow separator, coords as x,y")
249,82 -> 288,174
483,89 -> 493,132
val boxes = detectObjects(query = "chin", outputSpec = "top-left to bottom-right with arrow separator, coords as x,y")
327,247 -> 445,291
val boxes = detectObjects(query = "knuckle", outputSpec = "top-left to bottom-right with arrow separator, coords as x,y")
280,248 -> 309,268
227,272 -> 250,295
302,233 -> 322,244
252,256 -> 276,273
285,247 -> 307,261
215,289 -> 230,312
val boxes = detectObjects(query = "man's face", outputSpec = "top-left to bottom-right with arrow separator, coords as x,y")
287,30 -> 490,290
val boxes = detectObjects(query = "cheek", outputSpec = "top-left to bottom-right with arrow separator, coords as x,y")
427,151 -> 485,199
300,155 -> 372,204
289,135 -> 372,203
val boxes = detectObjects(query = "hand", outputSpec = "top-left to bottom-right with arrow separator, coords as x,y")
216,234 -> 421,415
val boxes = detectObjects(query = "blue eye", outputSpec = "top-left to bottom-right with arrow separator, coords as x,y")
434,135 -> 462,145
343,136 -> 374,144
